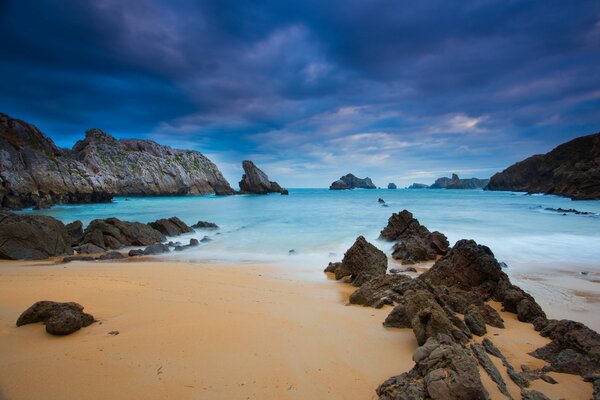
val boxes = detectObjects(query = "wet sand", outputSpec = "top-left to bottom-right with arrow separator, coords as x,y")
0,260 -> 594,399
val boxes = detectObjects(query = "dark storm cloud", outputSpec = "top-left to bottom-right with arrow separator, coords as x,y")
0,0 -> 598,186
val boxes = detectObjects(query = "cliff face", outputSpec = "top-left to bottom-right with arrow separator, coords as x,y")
238,160 -> 288,194
486,132 -> 600,200
0,113 -> 234,209
329,174 -> 376,190
430,174 -> 489,189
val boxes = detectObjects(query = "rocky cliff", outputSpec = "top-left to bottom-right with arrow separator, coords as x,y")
329,174 -> 376,190
430,173 -> 489,189
0,113 -> 234,209
486,132 -> 600,200
238,160 -> 288,194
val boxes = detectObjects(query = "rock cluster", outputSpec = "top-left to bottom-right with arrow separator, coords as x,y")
238,160 -> 288,195
379,210 -> 449,264
329,174 -> 376,190
80,218 -> 166,250
327,212 -> 598,399
486,131 -> 600,200
0,112 -> 234,210
16,301 -> 95,335
148,217 -> 193,236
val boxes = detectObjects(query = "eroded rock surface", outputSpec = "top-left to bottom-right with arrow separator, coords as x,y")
324,236 -> 387,286
80,218 -> 165,250
238,160 -> 288,194
16,301 -> 95,335
148,217 -> 193,237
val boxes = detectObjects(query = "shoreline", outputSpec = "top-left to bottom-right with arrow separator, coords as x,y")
0,258 -> 595,399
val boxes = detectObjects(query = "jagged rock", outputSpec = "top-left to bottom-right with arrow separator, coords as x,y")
545,207 -> 594,215
378,198 -> 385,203
388,183 -> 397,189
148,217 -> 193,237
380,210 -> 449,263
0,113 -> 233,210
408,183 -> 429,189
464,305 -> 487,336
80,218 -> 165,250
486,132 -> 600,200
65,220 -> 84,245
521,390 -> 550,400
16,301 -> 95,335
75,243 -> 105,254
324,236 -> 387,286
174,238 -> 201,252
192,221 -> 218,229
329,173 -> 376,190
530,319 -> 600,375
238,160 -> 288,194
482,338 -> 529,388
377,334 -> 489,400
142,243 -> 170,255
430,173 -> 489,189
349,274 -> 420,308
471,343 -> 511,398
0,211 -> 72,259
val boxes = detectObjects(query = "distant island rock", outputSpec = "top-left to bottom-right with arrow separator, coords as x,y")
486,132 -> 600,200
0,112 -> 234,209
239,160 -> 288,195
407,183 -> 429,189
387,183 -> 397,189
329,174 -> 376,190
430,173 -> 489,189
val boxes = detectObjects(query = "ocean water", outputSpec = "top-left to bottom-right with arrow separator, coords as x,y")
22,188 -> 600,327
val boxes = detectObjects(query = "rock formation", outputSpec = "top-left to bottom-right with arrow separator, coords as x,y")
329,174 -> 376,190
0,211 -> 73,259
238,160 -> 288,195
486,132 -> 600,200
430,173 -> 489,189
324,236 -> 387,286
79,218 -> 165,250
0,112 -> 234,209
16,301 -> 95,335
148,217 -> 193,237
192,220 -> 219,229
387,183 -> 397,189
380,210 -> 449,264
408,183 -> 429,189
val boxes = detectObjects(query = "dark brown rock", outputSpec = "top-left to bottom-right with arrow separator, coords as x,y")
65,220 -> 84,245
0,212 -> 72,259
148,217 -> 193,237
16,301 -> 94,335
75,243 -> 105,254
486,132 -> 600,200
325,236 -> 387,286
349,274 -> 419,308
80,218 -> 165,250
238,160 -> 287,194
192,221 -> 219,229
470,343 -> 511,398
464,306 -> 487,336
142,243 -> 170,255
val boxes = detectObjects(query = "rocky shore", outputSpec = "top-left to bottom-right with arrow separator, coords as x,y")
0,113 -> 234,210
326,210 -> 600,399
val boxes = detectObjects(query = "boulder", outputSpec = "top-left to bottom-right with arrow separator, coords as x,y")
380,210 -> 449,263
192,221 -> 219,229
148,217 -> 193,237
75,243 -> 105,254
0,212 -> 72,259
65,220 -> 84,245
142,243 -> 170,255
80,218 -> 165,250
324,236 -> 387,286
16,301 -> 95,335
238,160 -> 288,194
377,334 -> 489,400
329,173 -> 376,190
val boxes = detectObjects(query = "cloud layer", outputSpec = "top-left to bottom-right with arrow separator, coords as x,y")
1,0 -> 599,187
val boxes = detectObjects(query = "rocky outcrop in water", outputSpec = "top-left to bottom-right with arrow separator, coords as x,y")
329,174 -> 376,190
16,301 -> 95,335
380,210 -> 449,264
408,183 -> 429,189
430,173 -> 489,189
0,211 -> 73,259
238,160 -> 288,195
0,112 -> 234,210
388,183 -> 397,189
486,132 -> 600,200
148,217 -> 193,237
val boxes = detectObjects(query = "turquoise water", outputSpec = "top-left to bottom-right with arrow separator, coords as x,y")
23,188 -> 600,272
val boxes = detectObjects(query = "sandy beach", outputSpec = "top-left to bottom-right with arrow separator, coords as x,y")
0,259 -> 594,400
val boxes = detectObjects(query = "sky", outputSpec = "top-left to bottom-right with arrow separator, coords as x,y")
0,0 -> 599,188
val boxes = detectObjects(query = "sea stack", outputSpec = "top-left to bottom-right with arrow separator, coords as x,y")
430,173 -> 489,189
238,160 -> 288,195
387,183 -> 397,189
329,174 -> 376,190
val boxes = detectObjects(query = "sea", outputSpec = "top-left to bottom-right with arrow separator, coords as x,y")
22,188 -> 600,328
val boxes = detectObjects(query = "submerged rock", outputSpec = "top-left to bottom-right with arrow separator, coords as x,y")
380,210 -> 449,264
0,211 -> 72,260
16,301 -> 95,335
238,160 -> 288,194
329,173 -> 376,190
